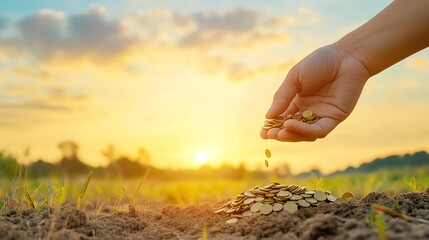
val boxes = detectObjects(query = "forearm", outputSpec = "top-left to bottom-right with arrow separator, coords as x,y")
335,0 -> 429,77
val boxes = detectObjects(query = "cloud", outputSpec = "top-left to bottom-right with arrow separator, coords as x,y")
12,66 -> 51,80
0,5 -> 140,63
0,6 -> 302,83
227,60 -> 296,82
179,8 -> 259,47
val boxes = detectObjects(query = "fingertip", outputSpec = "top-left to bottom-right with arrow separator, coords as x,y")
260,129 -> 268,139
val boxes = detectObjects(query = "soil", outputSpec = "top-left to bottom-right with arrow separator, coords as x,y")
1,189 -> 429,240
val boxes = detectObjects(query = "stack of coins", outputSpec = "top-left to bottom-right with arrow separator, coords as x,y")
262,110 -> 320,130
215,182 -> 342,221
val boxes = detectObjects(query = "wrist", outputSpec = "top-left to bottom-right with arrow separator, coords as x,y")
333,34 -> 374,78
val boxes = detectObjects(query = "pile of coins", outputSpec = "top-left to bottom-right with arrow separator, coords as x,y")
215,182 -> 343,221
262,110 -> 320,130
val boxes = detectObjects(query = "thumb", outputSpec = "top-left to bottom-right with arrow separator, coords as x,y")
266,68 -> 299,119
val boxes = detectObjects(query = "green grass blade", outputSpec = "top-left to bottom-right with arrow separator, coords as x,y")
79,171 -> 93,199
375,213 -> 386,240
36,198 -> 48,216
24,186 -> 35,209
132,167 -> 151,200
76,171 -> 93,209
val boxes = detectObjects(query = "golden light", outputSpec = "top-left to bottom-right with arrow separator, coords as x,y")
195,152 -> 209,165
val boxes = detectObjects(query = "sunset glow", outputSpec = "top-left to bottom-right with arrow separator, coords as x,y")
1,0 -> 429,174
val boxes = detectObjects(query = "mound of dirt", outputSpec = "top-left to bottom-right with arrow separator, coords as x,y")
1,190 -> 429,239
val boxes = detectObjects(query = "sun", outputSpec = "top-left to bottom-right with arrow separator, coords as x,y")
195,152 -> 208,165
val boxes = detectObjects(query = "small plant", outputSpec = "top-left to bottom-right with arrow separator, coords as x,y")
394,196 -> 400,211
76,171 -> 93,209
408,177 -> 422,192
366,206 -> 375,225
375,212 -> 386,240
24,186 -> 36,209
36,198 -> 48,216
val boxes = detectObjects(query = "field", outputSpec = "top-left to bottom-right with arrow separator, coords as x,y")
1,169 -> 429,239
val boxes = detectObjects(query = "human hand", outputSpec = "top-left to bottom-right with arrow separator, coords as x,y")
260,44 -> 370,142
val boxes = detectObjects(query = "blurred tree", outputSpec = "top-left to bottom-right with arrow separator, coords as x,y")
101,144 -> 116,165
136,147 -> 150,165
0,151 -> 18,178
58,140 -> 90,177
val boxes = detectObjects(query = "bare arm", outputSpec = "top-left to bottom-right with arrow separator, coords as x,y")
262,0 -> 429,142
336,0 -> 429,76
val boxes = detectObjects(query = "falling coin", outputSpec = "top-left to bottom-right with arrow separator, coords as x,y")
265,159 -> 269,167
265,149 -> 271,158
260,204 -> 273,215
226,218 -> 238,224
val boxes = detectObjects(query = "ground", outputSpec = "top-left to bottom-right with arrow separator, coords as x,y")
1,189 -> 429,240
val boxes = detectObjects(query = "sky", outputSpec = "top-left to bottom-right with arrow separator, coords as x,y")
1,0 -> 429,174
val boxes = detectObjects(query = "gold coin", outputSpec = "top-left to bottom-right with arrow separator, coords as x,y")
302,110 -> 313,119
290,195 -> 303,201
305,190 -> 316,195
250,202 -> 263,213
298,199 -> 310,207
292,114 -> 302,120
260,204 -> 273,215
277,190 -> 292,198
265,159 -> 269,167
306,114 -> 316,120
283,202 -> 298,213
255,197 -> 265,202
342,192 -> 354,201
265,149 -> 271,158
272,203 -> 283,212
244,191 -> 256,197
314,191 -> 327,201
335,198 -> 346,203
226,218 -> 238,224
214,208 -> 226,214
300,194 -> 312,198
243,198 -> 255,205
225,208 -> 235,214
327,195 -> 337,202
265,193 -> 275,197
305,197 -> 318,204
242,211 -> 252,217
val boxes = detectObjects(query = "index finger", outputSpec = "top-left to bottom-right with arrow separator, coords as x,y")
266,67 -> 300,119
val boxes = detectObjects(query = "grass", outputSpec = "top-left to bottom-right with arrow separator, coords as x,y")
0,167 -> 428,212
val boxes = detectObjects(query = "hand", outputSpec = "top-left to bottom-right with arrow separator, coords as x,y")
260,44 -> 370,142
